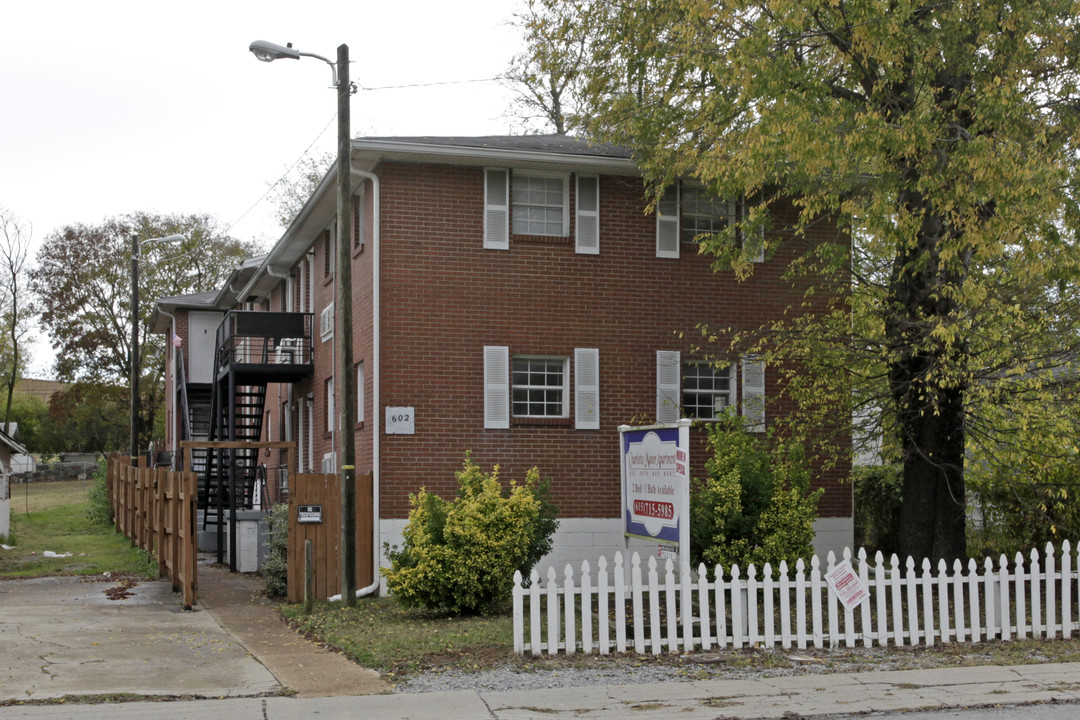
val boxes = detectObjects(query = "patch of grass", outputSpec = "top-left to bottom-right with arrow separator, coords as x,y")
1,480 -> 156,579
281,596 -> 517,675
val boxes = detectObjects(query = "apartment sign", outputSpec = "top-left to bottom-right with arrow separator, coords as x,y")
619,421 -> 691,555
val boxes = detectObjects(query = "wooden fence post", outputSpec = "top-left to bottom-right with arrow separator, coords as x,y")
304,539 -> 314,615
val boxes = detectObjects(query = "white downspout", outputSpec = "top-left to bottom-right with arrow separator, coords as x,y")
330,165 -> 381,601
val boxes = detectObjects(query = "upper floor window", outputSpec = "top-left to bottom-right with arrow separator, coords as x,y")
657,182 -> 761,261
512,172 -> 569,236
680,184 -> 734,245
323,230 -> 334,277
512,356 -> 569,418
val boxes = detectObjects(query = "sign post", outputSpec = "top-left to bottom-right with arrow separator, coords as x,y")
619,420 -> 691,564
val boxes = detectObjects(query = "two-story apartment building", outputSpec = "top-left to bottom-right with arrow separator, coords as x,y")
153,135 -> 853,586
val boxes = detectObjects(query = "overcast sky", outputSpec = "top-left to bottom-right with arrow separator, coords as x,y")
2,0 -> 526,376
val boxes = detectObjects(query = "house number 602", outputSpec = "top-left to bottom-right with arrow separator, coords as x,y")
385,407 -> 416,435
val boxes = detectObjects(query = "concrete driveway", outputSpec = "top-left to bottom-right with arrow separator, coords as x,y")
0,575 -> 280,701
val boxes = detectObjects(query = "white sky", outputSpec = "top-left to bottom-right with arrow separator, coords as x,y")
1,0 -> 526,377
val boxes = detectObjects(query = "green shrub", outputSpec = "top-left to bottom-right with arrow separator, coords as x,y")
262,502 -> 289,598
86,457 -> 113,526
381,454 -> 558,614
852,463 -> 902,555
690,415 -> 822,571
967,467 -> 1080,559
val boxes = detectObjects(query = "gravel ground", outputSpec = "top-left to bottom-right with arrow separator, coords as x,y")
392,645 -> 1024,694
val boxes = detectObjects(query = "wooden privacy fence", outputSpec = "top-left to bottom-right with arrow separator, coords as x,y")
108,454 -> 198,609
513,542 -> 1080,656
287,471 -> 374,603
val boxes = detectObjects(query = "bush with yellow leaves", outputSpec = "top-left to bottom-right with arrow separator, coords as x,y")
381,453 -> 557,614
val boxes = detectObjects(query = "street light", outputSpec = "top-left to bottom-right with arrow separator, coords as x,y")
250,40 -> 359,605
131,233 -> 186,466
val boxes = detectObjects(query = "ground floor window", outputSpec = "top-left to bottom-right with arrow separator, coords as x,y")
682,362 -> 734,420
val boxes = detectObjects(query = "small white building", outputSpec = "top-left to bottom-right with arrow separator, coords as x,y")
0,427 -> 29,540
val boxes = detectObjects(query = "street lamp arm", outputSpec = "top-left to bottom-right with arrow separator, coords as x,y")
249,40 -> 339,86
138,234 -> 186,258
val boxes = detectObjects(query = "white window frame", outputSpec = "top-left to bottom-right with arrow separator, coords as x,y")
680,182 -> 735,245
656,182 -> 763,262
682,361 -> 736,420
512,170 -> 570,237
512,355 -> 570,419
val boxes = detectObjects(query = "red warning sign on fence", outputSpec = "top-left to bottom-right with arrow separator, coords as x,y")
824,560 -> 869,611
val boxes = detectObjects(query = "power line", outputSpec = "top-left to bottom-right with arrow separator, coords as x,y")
223,113 -> 338,238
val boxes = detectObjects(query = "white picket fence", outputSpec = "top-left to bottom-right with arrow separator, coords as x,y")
511,541 -> 1080,655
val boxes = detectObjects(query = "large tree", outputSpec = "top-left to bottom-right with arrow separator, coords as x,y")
0,207 -> 34,429
525,0 -> 1080,561
30,212 -> 257,452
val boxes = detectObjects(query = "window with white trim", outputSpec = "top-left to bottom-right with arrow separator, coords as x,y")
485,347 -> 600,428
512,356 -> 569,417
681,184 -> 734,245
682,362 -> 734,420
655,182 -> 761,261
656,352 -> 764,428
512,172 -> 569,236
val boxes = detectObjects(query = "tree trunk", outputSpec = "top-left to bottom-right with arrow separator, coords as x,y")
886,196 -> 969,564
896,384 -> 967,563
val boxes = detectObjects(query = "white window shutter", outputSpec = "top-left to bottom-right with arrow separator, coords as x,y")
656,350 -> 681,423
576,175 -> 600,254
484,168 -> 509,250
741,355 -> 766,432
741,198 -> 765,263
656,184 -> 680,258
483,345 -> 510,429
574,348 -> 600,429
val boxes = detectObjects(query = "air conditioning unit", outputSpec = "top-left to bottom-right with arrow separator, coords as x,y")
320,302 -> 334,340
275,337 -> 299,364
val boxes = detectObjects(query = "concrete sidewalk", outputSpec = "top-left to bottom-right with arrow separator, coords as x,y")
0,663 -> 1078,718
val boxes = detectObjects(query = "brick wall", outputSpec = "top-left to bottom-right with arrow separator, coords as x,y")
368,161 -> 851,521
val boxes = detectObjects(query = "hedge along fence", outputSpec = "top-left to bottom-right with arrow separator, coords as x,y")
512,542 -> 1080,656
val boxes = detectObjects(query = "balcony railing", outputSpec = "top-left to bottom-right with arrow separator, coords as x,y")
215,311 -> 314,372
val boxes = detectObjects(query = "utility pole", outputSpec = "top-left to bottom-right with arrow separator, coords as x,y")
335,43 -> 358,607
130,234 -> 140,466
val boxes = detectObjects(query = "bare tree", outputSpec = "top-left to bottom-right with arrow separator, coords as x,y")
0,208 -> 33,430
503,0 -> 592,135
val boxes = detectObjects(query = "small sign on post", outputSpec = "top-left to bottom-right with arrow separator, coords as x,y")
297,505 -> 323,524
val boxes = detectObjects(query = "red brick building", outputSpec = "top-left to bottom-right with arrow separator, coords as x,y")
154,135 -> 852,585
